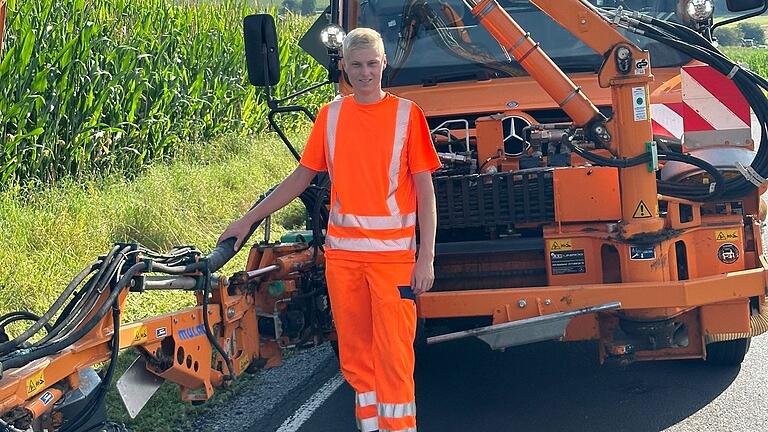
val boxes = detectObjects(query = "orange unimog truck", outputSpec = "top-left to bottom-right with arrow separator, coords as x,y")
247,0 -> 768,366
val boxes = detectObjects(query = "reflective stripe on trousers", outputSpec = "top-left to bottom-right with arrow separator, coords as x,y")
356,416 -> 379,432
378,401 -> 416,418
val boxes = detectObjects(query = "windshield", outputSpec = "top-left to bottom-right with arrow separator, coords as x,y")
356,0 -> 691,87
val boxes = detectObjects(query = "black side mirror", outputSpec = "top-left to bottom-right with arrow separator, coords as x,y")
726,0 -> 766,12
244,14 -> 280,87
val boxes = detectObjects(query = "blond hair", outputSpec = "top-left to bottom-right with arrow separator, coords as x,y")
342,27 -> 385,58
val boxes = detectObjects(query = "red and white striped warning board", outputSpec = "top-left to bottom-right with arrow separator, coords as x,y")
650,64 -> 753,151
651,102 -> 684,140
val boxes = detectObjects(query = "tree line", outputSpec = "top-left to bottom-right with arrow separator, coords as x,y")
281,0 -> 316,15
715,22 -> 766,47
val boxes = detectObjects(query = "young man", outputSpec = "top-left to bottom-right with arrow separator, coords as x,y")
218,28 -> 440,432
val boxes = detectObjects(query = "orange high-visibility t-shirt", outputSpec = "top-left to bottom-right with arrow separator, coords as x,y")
300,93 -> 441,262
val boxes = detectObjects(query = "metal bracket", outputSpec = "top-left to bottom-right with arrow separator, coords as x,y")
117,356 -> 165,418
647,141 -> 658,172
427,301 -> 621,350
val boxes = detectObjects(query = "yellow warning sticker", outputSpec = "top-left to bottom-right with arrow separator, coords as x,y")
549,239 -> 573,251
715,230 -> 739,242
133,325 -> 149,344
26,370 -> 45,397
239,355 -> 250,372
633,201 -> 653,218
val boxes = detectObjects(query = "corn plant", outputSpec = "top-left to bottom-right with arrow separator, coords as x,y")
0,0 -> 332,188
723,47 -> 768,79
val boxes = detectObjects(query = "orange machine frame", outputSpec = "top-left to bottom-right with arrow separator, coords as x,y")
0,244 -> 314,426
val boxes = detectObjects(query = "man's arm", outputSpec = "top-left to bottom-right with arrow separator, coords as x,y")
218,164 -> 319,251
412,171 -> 437,295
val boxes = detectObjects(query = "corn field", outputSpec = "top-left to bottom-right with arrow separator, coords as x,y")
722,47 -> 768,79
2,0 -> 767,189
0,0 -> 331,187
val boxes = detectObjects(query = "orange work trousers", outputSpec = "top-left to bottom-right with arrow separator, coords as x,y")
326,258 -> 418,432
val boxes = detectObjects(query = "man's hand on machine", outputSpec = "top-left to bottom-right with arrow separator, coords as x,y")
217,215 -> 262,252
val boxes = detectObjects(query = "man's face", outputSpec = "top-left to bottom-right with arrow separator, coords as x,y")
343,47 -> 386,95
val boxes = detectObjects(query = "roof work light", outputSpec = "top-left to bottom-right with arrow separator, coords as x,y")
321,25 -> 346,50
680,0 -> 714,22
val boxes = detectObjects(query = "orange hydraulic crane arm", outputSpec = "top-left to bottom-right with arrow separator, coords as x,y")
465,0 -> 654,143
465,0 -> 658,232
465,0 -> 604,128
529,0 -> 638,57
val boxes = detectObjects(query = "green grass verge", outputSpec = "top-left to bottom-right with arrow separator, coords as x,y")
104,350 -> 270,431
0,129 -> 310,430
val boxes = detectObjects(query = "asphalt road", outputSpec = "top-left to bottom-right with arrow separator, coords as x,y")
246,206 -> 768,432
256,334 -> 768,432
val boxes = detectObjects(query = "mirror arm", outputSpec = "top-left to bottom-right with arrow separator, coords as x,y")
265,78 -> 331,161
711,3 -> 768,33
274,80 -> 332,105
268,106 -> 318,162
261,46 -> 278,110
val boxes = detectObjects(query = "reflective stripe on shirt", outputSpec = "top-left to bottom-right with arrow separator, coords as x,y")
330,201 -> 416,230
386,99 -> 412,215
325,235 -> 416,252
325,99 -> 343,177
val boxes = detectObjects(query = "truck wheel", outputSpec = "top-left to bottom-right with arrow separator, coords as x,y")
706,337 -> 751,366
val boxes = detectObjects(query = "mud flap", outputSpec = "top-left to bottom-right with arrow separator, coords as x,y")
427,301 -> 621,350
117,356 -> 165,418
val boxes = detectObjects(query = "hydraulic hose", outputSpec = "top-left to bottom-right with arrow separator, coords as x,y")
38,246 -> 131,346
201,264 -> 234,381
602,9 -> 768,201
0,262 -> 144,370
567,140 -> 726,201
58,290 -> 121,432
0,262 -> 98,355
43,246 -> 124,343
0,312 -> 52,335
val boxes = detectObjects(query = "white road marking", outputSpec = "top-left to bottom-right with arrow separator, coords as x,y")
276,372 -> 345,432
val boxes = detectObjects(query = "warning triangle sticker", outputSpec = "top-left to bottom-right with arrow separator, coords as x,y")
633,201 -> 653,218
716,232 -> 727,241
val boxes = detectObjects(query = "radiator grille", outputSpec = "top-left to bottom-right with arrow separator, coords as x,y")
434,169 -> 555,229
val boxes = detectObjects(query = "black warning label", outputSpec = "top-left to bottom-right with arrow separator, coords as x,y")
550,250 -> 586,275
633,201 -> 653,218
